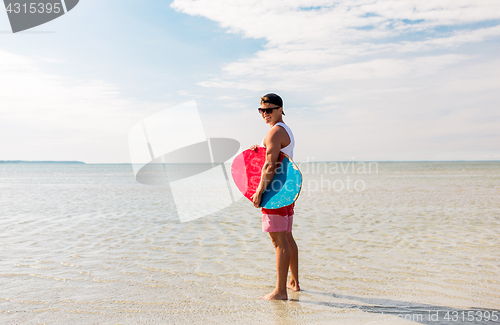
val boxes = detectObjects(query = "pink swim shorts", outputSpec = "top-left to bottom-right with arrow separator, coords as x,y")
261,203 -> 295,233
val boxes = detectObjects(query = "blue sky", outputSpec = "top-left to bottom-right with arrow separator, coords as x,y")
1,0 -> 499,163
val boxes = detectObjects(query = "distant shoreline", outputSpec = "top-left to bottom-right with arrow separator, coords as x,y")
0,160 -> 85,164
1,161 -> 498,165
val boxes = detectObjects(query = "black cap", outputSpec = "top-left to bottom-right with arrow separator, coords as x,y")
261,93 -> 285,115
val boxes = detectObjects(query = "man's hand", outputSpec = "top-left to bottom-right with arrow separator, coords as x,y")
249,144 -> 259,151
251,192 -> 262,208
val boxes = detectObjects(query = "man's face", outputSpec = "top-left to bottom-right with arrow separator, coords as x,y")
260,102 -> 281,124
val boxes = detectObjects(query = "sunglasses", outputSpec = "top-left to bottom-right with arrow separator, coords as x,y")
258,107 -> 281,114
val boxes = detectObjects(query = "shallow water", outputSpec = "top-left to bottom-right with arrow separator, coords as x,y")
1,162 -> 499,324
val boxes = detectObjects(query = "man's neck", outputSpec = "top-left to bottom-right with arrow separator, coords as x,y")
270,118 -> 284,127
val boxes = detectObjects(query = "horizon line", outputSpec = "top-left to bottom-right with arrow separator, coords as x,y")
2,160 -> 500,164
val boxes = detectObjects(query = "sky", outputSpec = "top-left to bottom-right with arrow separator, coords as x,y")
0,0 -> 499,163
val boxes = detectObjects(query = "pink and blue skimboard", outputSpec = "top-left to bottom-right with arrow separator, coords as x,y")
231,147 -> 302,209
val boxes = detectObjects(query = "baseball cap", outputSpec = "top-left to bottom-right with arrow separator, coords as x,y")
261,93 -> 285,115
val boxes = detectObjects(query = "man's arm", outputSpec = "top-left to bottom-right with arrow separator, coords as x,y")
252,128 -> 284,208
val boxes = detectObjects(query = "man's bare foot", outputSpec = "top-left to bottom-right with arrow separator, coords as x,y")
260,289 -> 288,300
287,281 -> 301,291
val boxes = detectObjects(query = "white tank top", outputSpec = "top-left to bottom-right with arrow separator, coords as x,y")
261,122 -> 295,159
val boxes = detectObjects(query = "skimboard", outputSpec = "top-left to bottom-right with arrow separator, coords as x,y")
231,147 -> 302,209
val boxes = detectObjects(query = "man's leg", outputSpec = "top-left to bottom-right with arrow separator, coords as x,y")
287,231 -> 300,291
261,231 -> 290,300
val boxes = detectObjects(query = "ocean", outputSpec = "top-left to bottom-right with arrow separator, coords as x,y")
1,162 -> 499,324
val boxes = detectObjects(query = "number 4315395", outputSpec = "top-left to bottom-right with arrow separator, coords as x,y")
444,310 -> 498,322
5,3 -> 61,14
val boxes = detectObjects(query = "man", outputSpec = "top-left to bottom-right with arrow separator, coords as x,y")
250,93 -> 300,300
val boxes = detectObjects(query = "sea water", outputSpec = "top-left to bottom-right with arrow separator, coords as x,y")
0,162 -> 499,324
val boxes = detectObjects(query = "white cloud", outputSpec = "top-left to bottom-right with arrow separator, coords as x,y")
0,49 -> 167,163
172,0 -> 500,45
394,25 -> 500,53
172,0 -> 500,90
2,1 -> 498,162
170,0 -> 500,161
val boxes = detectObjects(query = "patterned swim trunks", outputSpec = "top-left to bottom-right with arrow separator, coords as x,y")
261,203 -> 295,233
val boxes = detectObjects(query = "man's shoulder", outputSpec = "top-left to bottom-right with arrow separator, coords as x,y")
264,125 -> 287,145
269,124 -> 288,135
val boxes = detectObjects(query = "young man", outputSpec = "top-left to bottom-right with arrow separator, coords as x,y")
250,93 -> 300,300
